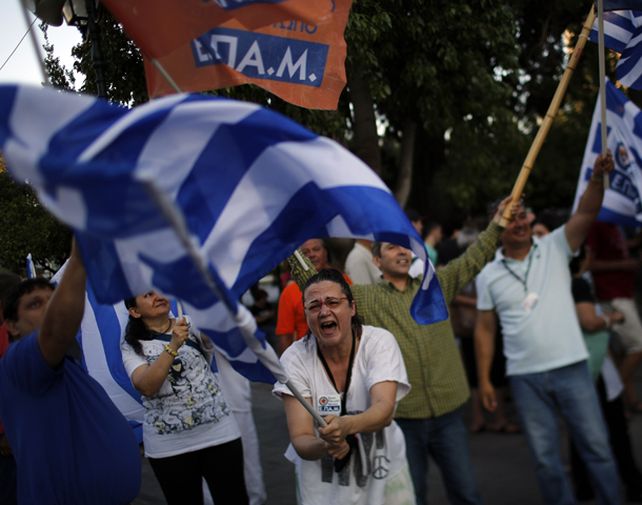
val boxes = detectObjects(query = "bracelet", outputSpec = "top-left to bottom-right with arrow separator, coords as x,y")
163,344 -> 178,357
590,173 -> 604,183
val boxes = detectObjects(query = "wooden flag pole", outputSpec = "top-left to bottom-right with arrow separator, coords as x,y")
500,6 -> 596,225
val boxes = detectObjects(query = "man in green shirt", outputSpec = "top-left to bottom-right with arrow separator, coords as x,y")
288,197 -> 512,505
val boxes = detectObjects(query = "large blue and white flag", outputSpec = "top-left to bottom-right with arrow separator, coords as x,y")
590,10 -> 642,89
0,84 -> 448,383
573,80 -> 642,225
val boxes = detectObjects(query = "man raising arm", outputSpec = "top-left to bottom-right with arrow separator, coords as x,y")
0,240 -> 141,505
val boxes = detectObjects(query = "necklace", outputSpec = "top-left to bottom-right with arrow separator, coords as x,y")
154,319 -> 172,334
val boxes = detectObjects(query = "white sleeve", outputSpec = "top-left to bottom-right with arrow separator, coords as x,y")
552,225 -> 574,257
364,328 -> 410,402
272,343 -> 312,399
475,270 -> 494,311
121,341 -> 147,378
345,252 -> 378,284
408,257 -> 424,279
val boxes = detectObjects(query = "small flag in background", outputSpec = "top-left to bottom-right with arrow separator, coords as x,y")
590,10 -> 642,89
25,253 -> 36,279
0,84 -> 448,383
573,80 -> 642,225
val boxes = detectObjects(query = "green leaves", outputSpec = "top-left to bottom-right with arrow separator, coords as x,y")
0,168 -> 70,277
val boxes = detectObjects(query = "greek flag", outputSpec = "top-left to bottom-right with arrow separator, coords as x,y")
0,84 -> 447,382
80,289 -> 146,440
25,253 -> 36,279
573,80 -> 642,225
590,9 -> 642,89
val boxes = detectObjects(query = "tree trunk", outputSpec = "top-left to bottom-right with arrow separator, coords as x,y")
395,119 -> 416,207
347,59 -> 382,175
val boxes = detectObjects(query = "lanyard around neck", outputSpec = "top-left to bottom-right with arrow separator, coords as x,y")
501,244 -> 537,294
316,331 -> 356,416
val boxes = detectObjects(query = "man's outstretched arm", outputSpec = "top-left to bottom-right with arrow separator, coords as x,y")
38,240 -> 86,367
565,151 -> 614,253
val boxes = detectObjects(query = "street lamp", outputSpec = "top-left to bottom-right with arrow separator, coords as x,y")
27,0 -> 105,97
61,0 -> 88,30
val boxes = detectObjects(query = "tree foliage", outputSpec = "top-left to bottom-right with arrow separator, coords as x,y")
0,162 -> 71,276
0,27 -> 73,276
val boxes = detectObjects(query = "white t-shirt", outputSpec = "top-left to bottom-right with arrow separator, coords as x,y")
273,325 -> 411,505
345,242 -> 381,285
121,322 -> 239,458
476,227 -> 588,375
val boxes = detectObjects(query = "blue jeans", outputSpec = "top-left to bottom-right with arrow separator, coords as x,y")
397,407 -> 482,505
510,361 -> 619,505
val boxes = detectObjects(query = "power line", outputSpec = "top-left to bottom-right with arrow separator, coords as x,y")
0,17 -> 38,74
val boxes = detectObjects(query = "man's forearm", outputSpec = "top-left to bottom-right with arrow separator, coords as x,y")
39,245 -> 86,366
438,221 -> 502,303
474,323 -> 496,386
576,177 -> 605,221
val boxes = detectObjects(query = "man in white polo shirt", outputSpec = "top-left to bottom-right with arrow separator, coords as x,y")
474,152 -> 619,505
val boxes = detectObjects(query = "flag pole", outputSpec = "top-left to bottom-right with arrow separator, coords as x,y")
150,59 -> 183,94
500,6 -> 596,225
19,0 -> 48,85
597,0 -> 610,188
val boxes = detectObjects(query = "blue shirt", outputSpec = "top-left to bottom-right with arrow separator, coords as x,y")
476,227 -> 588,375
0,333 -> 140,505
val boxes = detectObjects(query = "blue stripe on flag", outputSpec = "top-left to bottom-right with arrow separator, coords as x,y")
0,87 -> 17,138
177,107 -> 317,243
76,237 -> 132,300
46,101 -> 128,166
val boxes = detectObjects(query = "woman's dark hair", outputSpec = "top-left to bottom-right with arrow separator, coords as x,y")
302,268 -> 363,338
569,244 -> 587,276
123,296 -> 150,355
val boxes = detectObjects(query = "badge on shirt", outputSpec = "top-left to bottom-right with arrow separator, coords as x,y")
522,292 -> 539,312
317,394 -> 341,414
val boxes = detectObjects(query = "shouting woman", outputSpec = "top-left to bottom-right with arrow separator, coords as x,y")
273,269 -> 415,505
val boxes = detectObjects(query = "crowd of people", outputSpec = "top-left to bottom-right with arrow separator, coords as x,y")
0,151 -> 642,504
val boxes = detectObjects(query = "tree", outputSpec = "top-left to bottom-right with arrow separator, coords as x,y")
0,159 -> 71,276
0,26 -> 74,276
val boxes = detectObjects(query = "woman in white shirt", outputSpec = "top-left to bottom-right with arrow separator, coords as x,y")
273,269 -> 415,505
121,291 -> 248,505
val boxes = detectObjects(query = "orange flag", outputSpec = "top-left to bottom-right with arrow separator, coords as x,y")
141,0 -> 352,110
102,0 -> 334,58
